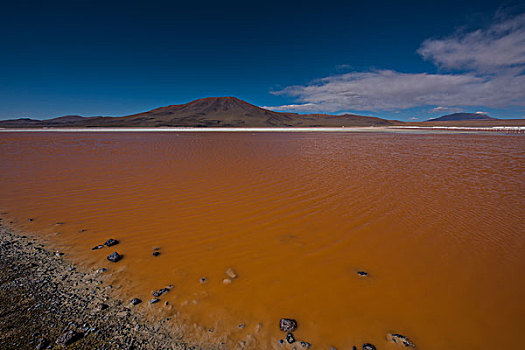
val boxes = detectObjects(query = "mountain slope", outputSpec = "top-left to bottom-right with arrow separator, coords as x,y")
427,112 -> 496,122
0,97 -> 397,128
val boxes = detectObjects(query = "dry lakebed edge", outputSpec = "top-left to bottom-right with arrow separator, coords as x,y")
0,223 -> 215,350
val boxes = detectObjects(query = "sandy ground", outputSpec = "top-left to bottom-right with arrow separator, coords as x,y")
0,222 -> 219,350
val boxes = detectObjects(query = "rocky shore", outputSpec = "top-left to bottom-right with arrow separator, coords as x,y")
0,224 -> 213,350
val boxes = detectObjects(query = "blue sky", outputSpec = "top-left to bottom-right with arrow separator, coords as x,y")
1,0 -> 524,120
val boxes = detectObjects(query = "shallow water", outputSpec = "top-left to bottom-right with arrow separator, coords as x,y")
1,131 -> 524,349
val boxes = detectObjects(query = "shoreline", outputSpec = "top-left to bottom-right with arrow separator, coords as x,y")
0,222 -> 215,350
0,126 -> 523,134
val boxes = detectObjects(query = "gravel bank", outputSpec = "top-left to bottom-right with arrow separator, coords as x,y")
0,223 -> 216,350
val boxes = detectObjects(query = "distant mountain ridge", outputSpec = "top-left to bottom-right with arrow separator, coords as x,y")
0,97 -> 396,128
427,112 -> 496,122
1,98 -> 521,128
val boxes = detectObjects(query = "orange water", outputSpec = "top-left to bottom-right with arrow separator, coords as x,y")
0,131 -> 524,349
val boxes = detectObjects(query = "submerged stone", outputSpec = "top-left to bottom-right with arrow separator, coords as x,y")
130,298 -> 142,305
225,267 -> 237,279
286,333 -> 295,344
357,271 -> 369,277
300,341 -> 311,348
387,333 -> 416,347
362,344 -> 376,350
92,245 -> 104,250
152,288 -> 170,297
150,298 -> 160,304
152,251 -> 160,257
106,252 -> 122,262
279,318 -> 297,332
104,238 -> 119,247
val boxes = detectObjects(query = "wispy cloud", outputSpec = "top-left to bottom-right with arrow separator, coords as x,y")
430,106 -> 462,114
262,103 -> 317,111
271,12 -> 525,114
418,13 -> 525,72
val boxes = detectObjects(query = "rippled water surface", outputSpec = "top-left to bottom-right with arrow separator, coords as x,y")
1,132 -> 524,349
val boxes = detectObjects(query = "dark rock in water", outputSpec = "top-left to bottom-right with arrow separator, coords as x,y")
152,251 -> 160,257
152,288 -> 170,297
278,339 -> 285,345
357,271 -> 369,277
79,229 -> 87,233
200,277 -> 207,283
104,238 -> 119,247
107,252 -> 122,262
352,346 -> 356,350
238,323 -> 245,329
300,341 -> 311,348
279,318 -> 297,332
55,330 -> 83,345
150,298 -> 160,304
56,222 -> 64,225
28,218 -> 34,222
35,338 -> 50,350
286,333 -> 295,344
153,247 -> 161,251
362,344 -> 376,350
98,303 -> 109,311
130,298 -> 142,305
92,245 -> 104,250
387,333 -> 416,347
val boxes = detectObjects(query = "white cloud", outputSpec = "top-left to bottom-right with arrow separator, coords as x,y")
418,13 -> 525,72
272,12 -> 525,113
262,103 -> 318,111
430,106 -> 462,113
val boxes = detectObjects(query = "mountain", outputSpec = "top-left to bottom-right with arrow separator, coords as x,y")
0,97 -> 396,128
427,112 -> 496,122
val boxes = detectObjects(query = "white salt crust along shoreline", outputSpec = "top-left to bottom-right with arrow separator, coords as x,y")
0,126 -> 523,133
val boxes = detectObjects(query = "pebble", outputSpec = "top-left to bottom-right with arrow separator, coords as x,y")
386,333 -> 416,347
223,278 -> 232,285
286,333 -> 295,344
200,277 -> 207,283
35,338 -> 50,350
130,298 -> 142,305
152,251 -> 160,257
150,298 -> 160,304
152,288 -> 170,297
104,238 -> 119,247
55,252 -> 64,257
279,318 -> 298,332
362,344 -> 376,350
300,341 -> 311,349
225,267 -> 237,279
106,252 -> 122,262
92,245 -> 104,250
357,271 -> 369,277
55,330 -> 83,345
